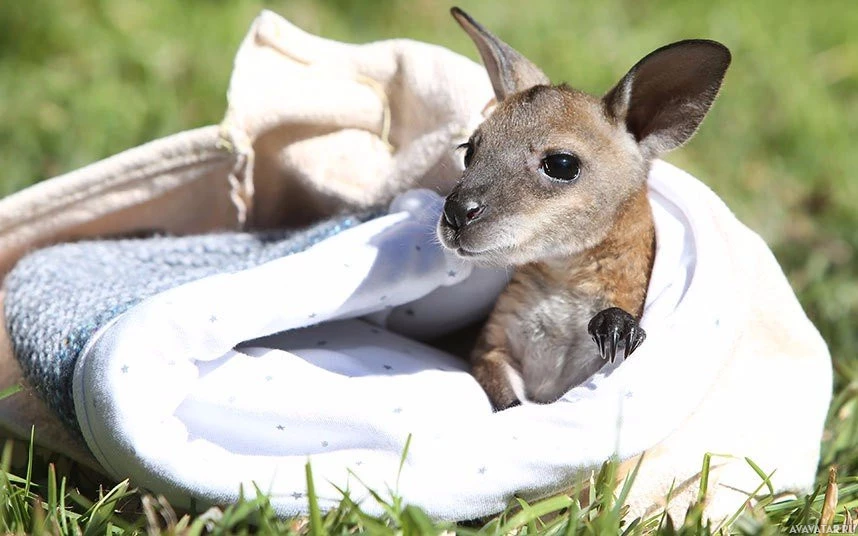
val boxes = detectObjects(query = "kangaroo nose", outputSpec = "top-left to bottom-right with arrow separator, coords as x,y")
443,196 -> 486,229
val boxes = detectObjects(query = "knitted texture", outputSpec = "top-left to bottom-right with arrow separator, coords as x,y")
3,213 -> 376,434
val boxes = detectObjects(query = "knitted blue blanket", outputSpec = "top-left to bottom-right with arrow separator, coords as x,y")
3,213 -> 375,434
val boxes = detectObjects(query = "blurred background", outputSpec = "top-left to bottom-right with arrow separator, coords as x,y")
0,0 -> 856,471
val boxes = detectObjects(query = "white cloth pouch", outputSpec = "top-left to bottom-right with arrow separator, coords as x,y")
0,9 -> 832,523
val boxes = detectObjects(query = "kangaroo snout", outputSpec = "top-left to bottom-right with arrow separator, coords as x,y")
437,187 -> 500,260
442,193 -> 486,229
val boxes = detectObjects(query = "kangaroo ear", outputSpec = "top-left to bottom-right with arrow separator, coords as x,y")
604,40 -> 731,157
451,7 -> 550,101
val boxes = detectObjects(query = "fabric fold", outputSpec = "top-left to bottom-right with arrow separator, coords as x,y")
66,161 -> 829,521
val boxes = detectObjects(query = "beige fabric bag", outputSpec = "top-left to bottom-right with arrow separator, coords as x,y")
0,10 -> 491,465
0,10 -> 831,523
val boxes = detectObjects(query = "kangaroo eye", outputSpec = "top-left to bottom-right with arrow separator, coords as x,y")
541,153 -> 581,181
457,142 -> 475,168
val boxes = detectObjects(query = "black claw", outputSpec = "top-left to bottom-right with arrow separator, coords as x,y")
624,331 -> 634,359
607,328 -> 619,363
587,307 -> 646,363
631,329 -> 646,354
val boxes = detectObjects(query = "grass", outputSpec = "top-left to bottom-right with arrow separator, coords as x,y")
0,0 -> 856,533
3,432 -> 858,535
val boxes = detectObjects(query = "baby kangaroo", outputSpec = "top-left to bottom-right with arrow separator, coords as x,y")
438,8 -> 730,410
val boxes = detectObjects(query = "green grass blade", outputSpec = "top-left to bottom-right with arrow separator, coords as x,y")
24,427 -> 35,499
0,383 -> 22,401
621,516 -> 641,536
46,463 -> 57,532
81,480 -> 135,536
745,457 -> 776,497
306,461 -> 324,536
797,485 -> 822,525
402,504 -> 438,535
697,452 -> 711,504
59,474 -> 70,535
499,495 -> 573,533
716,468 -> 777,533
614,453 -> 645,518
396,433 -> 412,494
345,468 -> 402,520
564,499 -> 581,536
658,478 -> 677,531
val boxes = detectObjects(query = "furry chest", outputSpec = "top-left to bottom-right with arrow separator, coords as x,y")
500,290 -> 606,402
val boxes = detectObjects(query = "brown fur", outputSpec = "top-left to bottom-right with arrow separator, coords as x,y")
566,186 -> 656,318
473,186 -> 655,404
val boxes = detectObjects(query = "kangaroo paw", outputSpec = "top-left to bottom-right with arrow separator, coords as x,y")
587,307 -> 646,363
